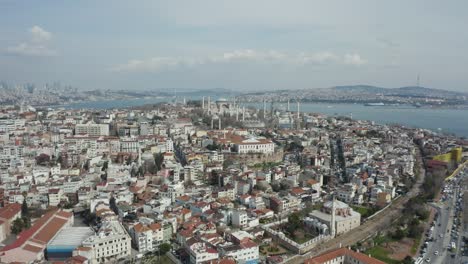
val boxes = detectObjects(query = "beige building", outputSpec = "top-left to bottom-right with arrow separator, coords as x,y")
309,200 -> 360,237
0,203 -> 22,241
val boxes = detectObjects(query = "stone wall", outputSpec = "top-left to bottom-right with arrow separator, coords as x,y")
261,219 -> 331,254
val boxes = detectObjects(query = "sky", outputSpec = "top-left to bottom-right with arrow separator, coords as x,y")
1,0 -> 467,92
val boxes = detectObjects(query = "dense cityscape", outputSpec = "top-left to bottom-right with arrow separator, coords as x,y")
2,1 -> 468,264
0,97 -> 466,264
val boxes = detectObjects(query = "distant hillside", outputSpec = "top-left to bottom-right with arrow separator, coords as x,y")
237,84 -> 468,105
176,88 -> 241,97
333,85 -> 467,97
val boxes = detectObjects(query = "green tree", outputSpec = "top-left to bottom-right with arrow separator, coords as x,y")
22,216 -> 31,229
210,170 -> 219,186
392,228 -> 406,240
402,256 -> 414,264
158,243 -> 172,255
21,199 -> 29,219
206,143 -> 219,151
287,212 -> 302,234
109,196 -> 119,215
63,202 -> 74,209
11,218 -> 24,234
102,161 -> 109,171
154,153 -> 164,171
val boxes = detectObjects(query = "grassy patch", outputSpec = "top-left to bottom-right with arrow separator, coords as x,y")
373,234 -> 396,245
352,206 -> 378,218
365,246 -> 400,264
292,233 -> 315,244
260,244 -> 288,256
251,161 -> 282,169
410,234 -> 422,254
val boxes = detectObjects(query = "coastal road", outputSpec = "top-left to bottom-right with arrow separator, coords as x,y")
284,149 -> 426,264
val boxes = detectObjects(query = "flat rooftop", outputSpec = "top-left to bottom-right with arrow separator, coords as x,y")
48,227 -> 94,247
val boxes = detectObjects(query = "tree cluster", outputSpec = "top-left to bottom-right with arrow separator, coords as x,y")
11,200 -> 31,235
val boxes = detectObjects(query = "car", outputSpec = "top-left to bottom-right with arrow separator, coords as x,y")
440,234 -> 444,238
426,258 -> 431,262
435,251 -> 439,255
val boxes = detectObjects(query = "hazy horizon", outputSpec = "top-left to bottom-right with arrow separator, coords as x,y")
1,0 -> 468,92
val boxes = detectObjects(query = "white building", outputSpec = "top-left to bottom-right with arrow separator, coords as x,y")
120,139 -> 139,153
219,240 -> 259,264
81,220 -> 132,263
188,241 -> 219,264
233,137 -> 275,154
160,182 -> 185,203
75,123 -> 110,136
129,222 -> 164,253
231,210 -> 248,228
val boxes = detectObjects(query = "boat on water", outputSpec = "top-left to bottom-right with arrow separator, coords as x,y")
364,102 -> 385,106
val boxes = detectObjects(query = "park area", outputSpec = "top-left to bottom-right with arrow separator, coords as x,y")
364,235 -> 416,264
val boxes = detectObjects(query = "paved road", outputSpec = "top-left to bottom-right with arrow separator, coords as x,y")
423,194 -> 455,263
284,149 -> 426,264
420,168 -> 468,264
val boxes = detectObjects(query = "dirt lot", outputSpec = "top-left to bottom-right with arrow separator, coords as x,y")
386,238 -> 415,260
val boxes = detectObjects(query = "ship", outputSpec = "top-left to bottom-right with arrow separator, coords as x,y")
364,102 -> 385,106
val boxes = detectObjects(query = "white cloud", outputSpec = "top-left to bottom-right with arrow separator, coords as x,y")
214,49 -> 286,62
111,49 -> 367,72
6,25 -> 57,57
343,53 -> 367,66
298,51 -> 339,64
30,25 -> 52,43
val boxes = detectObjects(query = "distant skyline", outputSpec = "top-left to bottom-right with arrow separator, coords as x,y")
1,0 -> 468,92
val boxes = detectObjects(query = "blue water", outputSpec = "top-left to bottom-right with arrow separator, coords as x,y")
253,102 -> 468,138
60,98 -> 468,138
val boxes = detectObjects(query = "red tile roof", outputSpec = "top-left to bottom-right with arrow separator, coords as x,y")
304,248 -> 386,264
33,217 -> 68,244
0,209 -> 72,252
23,244 -> 43,253
0,203 -> 21,220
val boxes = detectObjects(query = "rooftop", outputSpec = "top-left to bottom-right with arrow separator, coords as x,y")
48,227 -> 94,247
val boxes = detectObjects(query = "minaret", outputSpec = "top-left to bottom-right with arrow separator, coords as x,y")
138,146 -> 142,166
218,118 -> 221,130
263,99 -> 267,119
297,101 -> 300,119
236,106 -> 239,121
330,196 -> 336,237
242,107 -> 245,121
202,96 -> 205,109
208,97 -> 211,111
287,99 -> 290,112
